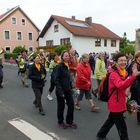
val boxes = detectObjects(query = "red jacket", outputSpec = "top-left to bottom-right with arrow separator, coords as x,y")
76,62 -> 91,90
108,67 -> 136,112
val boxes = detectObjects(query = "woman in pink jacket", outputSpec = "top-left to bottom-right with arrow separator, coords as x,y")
75,53 -> 99,112
97,53 -> 140,140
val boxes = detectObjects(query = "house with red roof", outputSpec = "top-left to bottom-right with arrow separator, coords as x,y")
38,15 -> 120,56
0,6 -> 40,53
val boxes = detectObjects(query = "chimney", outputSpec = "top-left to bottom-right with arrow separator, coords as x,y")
85,17 -> 92,25
71,16 -> 75,20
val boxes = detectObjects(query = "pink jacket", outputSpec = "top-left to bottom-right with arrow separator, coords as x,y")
108,67 -> 136,112
76,62 -> 91,90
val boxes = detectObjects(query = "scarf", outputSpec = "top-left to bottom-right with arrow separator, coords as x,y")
35,63 -> 41,71
117,66 -> 127,79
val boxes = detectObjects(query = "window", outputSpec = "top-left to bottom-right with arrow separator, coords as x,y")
54,24 -> 59,32
6,47 -> 10,53
4,31 -> 10,40
22,19 -> 26,25
95,39 -> 101,47
17,32 -> 22,40
111,40 -> 116,47
104,39 -> 107,47
12,17 -> 16,24
46,40 -> 53,46
29,33 -> 32,40
60,38 -> 70,46
29,47 -> 33,52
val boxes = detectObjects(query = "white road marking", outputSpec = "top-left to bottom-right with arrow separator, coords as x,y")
8,118 -> 59,140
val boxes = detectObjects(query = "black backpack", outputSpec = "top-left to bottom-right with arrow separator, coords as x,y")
98,73 -> 117,102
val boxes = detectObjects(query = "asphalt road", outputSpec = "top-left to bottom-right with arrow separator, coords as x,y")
0,63 -> 139,140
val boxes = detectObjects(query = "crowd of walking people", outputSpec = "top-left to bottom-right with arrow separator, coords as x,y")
1,47 -> 140,140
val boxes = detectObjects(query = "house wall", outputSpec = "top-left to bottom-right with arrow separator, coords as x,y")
39,20 -> 119,56
39,20 -> 72,47
0,9 -> 39,52
72,36 -> 119,56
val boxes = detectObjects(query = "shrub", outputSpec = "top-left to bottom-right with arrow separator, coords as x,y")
13,46 -> 26,54
54,45 -> 69,55
4,53 -> 18,60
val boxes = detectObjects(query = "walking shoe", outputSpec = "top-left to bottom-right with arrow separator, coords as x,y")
39,108 -> 46,116
58,123 -> 68,129
0,85 -> 3,88
96,136 -> 107,140
47,94 -> 53,101
75,103 -> 81,110
66,123 -> 77,129
91,106 -> 100,112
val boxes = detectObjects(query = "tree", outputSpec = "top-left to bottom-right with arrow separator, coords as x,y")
12,46 -> 26,54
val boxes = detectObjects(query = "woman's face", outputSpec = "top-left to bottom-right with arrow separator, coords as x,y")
62,52 -> 70,63
34,56 -> 41,64
136,55 -> 140,63
82,56 -> 89,63
117,56 -> 127,69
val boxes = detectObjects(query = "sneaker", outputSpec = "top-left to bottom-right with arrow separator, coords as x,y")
47,94 -> 53,101
91,106 -> 100,112
75,103 -> 81,110
66,123 -> 77,129
0,85 -> 3,88
58,123 -> 68,129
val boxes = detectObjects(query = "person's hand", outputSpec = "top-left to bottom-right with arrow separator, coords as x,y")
41,74 -> 45,79
132,63 -> 140,77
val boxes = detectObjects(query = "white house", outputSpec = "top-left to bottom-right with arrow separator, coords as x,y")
38,15 -> 120,56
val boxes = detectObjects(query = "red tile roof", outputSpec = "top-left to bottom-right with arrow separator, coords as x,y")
0,6 -> 40,31
38,15 -> 120,40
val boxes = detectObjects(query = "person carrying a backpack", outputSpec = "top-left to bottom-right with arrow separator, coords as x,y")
47,54 -> 59,101
97,53 -> 140,140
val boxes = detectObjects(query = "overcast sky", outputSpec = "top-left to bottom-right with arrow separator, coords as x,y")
0,0 -> 140,41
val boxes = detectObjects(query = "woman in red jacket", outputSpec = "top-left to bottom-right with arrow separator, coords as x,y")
75,53 -> 100,112
97,53 -> 140,140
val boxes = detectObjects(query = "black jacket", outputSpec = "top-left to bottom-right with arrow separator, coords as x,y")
55,62 -> 72,96
29,63 -> 46,88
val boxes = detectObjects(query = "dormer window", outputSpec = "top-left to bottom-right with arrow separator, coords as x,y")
54,24 -> 59,32
22,19 -> 26,25
12,17 -> 16,24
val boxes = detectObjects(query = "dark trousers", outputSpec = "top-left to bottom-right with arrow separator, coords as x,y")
49,80 -> 55,93
131,87 -> 140,122
56,90 -> 74,124
97,112 -> 129,140
0,76 -> 3,85
33,88 -> 43,110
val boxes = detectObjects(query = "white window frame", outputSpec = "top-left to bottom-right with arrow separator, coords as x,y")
54,24 -> 59,32
4,30 -> 10,40
21,18 -> 26,26
11,17 -> 17,25
28,32 -> 33,40
16,31 -> 22,40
